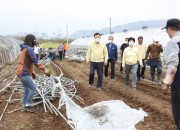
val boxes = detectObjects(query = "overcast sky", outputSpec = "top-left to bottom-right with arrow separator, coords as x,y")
0,0 -> 179,37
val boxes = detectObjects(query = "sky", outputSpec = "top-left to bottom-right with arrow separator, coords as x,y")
0,0 -> 179,38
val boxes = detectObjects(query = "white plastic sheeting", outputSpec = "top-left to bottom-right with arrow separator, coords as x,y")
68,100 -> 148,130
0,36 -> 21,68
71,27 -> 170,48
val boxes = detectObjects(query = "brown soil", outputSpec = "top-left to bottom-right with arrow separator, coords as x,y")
0,59 -> 177,130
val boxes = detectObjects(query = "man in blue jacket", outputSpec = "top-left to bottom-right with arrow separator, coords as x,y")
104,36 -> 118,81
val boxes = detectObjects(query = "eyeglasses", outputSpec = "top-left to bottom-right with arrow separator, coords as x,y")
154,41 -> 159,43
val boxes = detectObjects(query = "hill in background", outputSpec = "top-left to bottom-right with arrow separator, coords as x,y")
70,19 -> 167,38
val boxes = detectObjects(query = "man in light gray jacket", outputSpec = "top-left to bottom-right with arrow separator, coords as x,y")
163,18 -> 180,129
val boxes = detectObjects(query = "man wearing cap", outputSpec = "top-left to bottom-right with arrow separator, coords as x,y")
134,36 -> 147,80
163,18 -> 180,129
145,38 -> 163,84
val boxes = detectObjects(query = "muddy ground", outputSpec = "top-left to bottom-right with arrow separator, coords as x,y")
0,59 -> 177,130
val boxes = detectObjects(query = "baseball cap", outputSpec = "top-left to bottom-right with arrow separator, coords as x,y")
162,18 -> 180,29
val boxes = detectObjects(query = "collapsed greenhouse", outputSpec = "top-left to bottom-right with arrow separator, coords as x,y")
0,36 -> 21,68
0,27 -> 177,130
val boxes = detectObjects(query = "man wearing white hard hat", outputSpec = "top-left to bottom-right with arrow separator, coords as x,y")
145,37 -> 163,84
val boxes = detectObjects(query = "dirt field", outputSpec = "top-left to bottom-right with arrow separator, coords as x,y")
0,59 -> 177,130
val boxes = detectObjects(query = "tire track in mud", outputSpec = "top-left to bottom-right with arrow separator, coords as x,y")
56,60 -> 176,130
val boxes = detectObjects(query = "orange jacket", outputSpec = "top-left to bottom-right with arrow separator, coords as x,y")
64,44 -> 68,51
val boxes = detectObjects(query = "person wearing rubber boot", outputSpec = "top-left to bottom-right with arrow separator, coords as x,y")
163,18 -> 180,129
145,38 -> 163,84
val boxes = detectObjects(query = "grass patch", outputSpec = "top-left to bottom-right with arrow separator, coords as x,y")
41,42 -> 59,49
15,123 -> 31,130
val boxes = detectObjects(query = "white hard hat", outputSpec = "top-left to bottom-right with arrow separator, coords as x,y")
153,37 -> 161,42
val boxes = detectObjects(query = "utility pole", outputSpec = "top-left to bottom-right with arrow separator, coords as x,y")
59,28 -> 61,38
109,18 -> 112,34
66,25 -> 69,45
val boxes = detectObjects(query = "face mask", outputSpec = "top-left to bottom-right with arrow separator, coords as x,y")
108,40 -> 112,43
138,42 -> 142,45
95,38 -> 100,43
129,42 -> 134,47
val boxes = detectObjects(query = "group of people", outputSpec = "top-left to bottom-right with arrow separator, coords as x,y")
16,18 -> 180,129
33,42 -> 68,61
57,42 -> 68,60
34,42 -> 42,59
86,33 -> 163,91
47,42 -> 68,61
86,18 -> 180,129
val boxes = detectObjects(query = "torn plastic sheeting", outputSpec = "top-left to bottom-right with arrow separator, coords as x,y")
69,100 -> 148,130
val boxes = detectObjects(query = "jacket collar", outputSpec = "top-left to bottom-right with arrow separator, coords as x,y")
174,31 -> 180,37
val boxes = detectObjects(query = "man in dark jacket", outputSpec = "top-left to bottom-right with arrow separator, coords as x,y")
145,38 -> 163,84
16,34 -> 50,111
104,36 -> 118,81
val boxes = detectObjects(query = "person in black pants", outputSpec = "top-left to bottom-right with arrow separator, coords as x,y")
104,36 -> 118,81
89,62 -> 104,88
57,43 -> 64,60
119,38 -> 129,74
163,18 -> 180,129
134,36 -> 147,80
86,32 -> 108,91
145,40 -> 163,84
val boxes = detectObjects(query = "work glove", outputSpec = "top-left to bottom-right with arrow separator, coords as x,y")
32,73 -> 36,79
